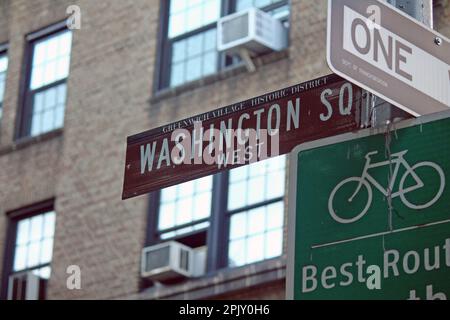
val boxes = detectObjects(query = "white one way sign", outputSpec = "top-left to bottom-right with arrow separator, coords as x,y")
327,0 -> 450,116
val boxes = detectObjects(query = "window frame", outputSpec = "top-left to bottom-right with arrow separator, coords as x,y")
154,0 -> 289,91
146,158 -> 286,275
147,0 -> 291,278
0,198 -> 55,300
147,177 -> 214,245
155,0 -> 230,90
16,20 -> 70,140
146,173 -> 229,273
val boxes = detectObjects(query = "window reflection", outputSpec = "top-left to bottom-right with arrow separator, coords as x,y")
171,29 -> 217,87
229,202 -> 284,267
168,0 -> 220,38
228,156 -> 286,267
30,31 -> 72,90
13,211 -> 56,273
159,176 -> 213,238
164,0 -> 290,89
228,156 -> 285,211
28,29 -> 72,137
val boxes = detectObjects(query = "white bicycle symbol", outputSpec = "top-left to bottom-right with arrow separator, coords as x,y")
328,150 -> 445,224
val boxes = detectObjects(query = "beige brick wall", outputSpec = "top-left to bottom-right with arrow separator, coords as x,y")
0,0 -> 76,299
47,0 -> 158,299
216,281 -> 285,300
0,0 -> 10,42
0,0 -> 449,300
435,0 -> 450,35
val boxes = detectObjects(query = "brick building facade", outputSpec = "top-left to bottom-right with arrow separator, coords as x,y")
0,0 -> 448,300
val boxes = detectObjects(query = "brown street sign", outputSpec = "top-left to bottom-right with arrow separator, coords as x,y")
123,74 -> 366,200
327,0 -> 450,117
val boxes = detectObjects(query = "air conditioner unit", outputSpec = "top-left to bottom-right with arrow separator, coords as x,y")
141,241 -> 206,282
217,7 -> 288,55
8,272 -> 42,300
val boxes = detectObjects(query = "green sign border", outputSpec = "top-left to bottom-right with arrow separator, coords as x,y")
286,110 -> 450,299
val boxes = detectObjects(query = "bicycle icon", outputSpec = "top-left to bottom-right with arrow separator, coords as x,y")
328,150 -> 445,224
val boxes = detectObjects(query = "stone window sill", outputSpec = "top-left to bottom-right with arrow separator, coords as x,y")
151,50 -> 289,104
132,256 -> 286,300
0,128 -> 63,156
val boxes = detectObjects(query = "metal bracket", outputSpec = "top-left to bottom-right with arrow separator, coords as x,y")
239,48 -> 256,73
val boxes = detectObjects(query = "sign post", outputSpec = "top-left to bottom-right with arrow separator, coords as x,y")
327,0 -> 450,116
287,111 -> 450,299
123,74 -> 367,199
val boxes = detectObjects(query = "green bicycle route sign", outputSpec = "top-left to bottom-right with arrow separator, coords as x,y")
287,111 -> 450,300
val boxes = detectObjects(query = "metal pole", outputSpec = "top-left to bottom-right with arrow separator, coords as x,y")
389,0 -> 433,27
373,0 -> 434,126
379,0 -> 435,237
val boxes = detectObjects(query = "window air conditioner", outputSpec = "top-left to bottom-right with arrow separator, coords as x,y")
8,272 -> 42,300
217,7 -> 288,55
141,241 -> 206,282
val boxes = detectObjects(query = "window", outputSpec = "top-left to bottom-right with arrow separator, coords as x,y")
158,176 -> 213,240
19,25 -> 72,138
168,0 -> 221,38
170,29 -> 218,87
227,156 -> 285,267
0,50 -> 8,122
12,212 -> 56,279
158,0 -> 289,89
148,155 -> 286,274
164,0 -> 221,88
2,201 -> 56,300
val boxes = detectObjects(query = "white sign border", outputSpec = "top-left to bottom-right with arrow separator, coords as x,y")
286,109 -> 450,299
326,0 -> 450,117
